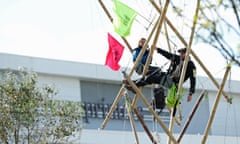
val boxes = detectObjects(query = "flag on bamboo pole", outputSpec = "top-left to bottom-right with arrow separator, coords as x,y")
113,0 -> 137,37
105,33 -> 125,71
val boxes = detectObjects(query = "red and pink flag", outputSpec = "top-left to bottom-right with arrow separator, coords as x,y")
105,33 -> 124,71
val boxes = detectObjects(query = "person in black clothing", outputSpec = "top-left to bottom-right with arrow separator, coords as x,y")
125,47 -> 196,102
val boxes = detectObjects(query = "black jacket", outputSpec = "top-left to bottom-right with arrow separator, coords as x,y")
157,48 -> 196,94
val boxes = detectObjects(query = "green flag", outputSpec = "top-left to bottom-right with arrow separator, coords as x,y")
165,84 -> 183,108
113,0 -> 137,37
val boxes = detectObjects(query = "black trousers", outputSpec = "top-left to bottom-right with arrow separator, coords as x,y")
135,69 -> 174,89
135,63 -> 160,75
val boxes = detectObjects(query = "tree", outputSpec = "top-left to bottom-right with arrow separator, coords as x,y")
0,68 -> 84,144
171,0 -> 240,66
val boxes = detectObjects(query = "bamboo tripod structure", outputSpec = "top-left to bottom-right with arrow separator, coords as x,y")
98,0 -> 232,143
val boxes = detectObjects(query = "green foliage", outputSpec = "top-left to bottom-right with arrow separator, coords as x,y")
196,0 -> 240,66
171,0 -> 240,66
0,68 -> 84,144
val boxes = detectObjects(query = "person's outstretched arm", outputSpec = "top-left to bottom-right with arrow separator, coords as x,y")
156,48 -> 179,60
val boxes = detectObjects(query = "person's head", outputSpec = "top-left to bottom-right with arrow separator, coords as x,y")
177,48 -> 187,60
138,38 -> 146,48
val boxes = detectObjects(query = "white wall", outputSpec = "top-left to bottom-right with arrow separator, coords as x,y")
80,129 -> 240,144
38,74 -> 81,101
208,92 -> 240,136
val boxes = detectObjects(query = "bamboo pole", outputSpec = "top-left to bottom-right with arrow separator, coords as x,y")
98,0 -> 150,129
131,0 -> 170,108
98,0 -> 160,80
130,15 -> 160,111
100,86 -> 125,129
99,0 -> 160,130
133,108 -> 157,144
145,0 -> 170,75
202,63 -> 231,144
98,0 -> 113,22
131,15 -> 160,107
130,3 -> 172,140
190,50 -> 231,103
100,14 -> 156,131
164,21 -> 172,52
127,16 -> 163,79
150,0 -> 231,103
147,0 -> 170,130
177,0 -> 201,119
125,93 -> 139,144
168,1 -> 201,143
177,90 -> 206,143
165,106 -> 181,126
98,0 -> 132,53
123,72 -> 179,144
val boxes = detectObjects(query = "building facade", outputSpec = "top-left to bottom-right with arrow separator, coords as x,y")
0,53 -> 239,144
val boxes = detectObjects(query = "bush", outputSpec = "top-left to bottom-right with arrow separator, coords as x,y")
0,68 -> 84,144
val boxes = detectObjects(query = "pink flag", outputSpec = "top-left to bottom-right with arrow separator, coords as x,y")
105,33 -> 124,71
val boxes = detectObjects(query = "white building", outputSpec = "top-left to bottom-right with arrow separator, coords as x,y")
0,53 -> 239,144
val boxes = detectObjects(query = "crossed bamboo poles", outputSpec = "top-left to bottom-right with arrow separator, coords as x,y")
98,0 -> 232,143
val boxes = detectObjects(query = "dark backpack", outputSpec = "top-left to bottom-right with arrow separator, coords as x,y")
153,87 -> 166,110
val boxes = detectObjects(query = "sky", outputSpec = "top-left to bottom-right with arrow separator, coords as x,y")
0,0 -> 239,81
